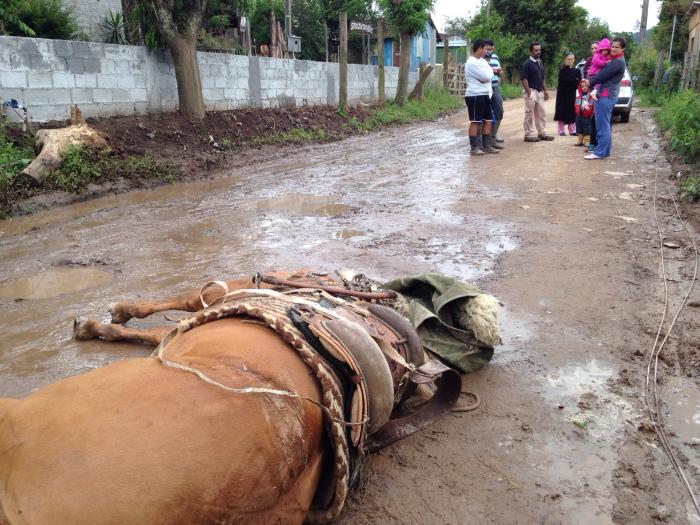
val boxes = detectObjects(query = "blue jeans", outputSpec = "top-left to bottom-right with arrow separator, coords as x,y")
594,95 -> 617,157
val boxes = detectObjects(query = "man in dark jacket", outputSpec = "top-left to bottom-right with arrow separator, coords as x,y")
520,42 -> 554,142
584,37 -> 627,159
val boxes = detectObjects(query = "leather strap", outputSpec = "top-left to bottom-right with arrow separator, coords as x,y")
364,361 -> 462,453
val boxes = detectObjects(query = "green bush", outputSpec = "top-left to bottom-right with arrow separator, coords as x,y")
681,175 -> 700,201
0,126 -> 34,193
5,0 -> 83,40
655,90 -> 700,162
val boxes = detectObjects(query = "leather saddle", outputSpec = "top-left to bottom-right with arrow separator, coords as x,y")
292,298 -> 461,453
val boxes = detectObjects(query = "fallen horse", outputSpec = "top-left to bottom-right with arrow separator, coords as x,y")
0,270 -> 501,524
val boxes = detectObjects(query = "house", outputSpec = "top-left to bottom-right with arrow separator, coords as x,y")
436,36 -> 468,65
377,15 -> 438,69
61,0 -> 122,41
683,1 -> 700,88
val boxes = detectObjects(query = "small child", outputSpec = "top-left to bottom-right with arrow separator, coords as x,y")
574,80 -> 594,146
587,38 -> 611,100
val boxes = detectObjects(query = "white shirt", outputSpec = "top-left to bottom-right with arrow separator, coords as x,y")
465,56 -> 493,97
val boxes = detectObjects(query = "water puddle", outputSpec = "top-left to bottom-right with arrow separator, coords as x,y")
256,193 -> 351,216
0,268 -> 111,299
661,374 -> 700,445
543,360 -> 636,440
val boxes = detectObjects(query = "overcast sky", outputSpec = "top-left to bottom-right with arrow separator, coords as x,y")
432,0 -> 660,34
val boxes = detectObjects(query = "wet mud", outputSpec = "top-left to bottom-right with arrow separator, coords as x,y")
1,99 -> 698,524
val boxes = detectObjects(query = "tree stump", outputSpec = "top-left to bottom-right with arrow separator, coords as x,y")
20,106 -> 108,186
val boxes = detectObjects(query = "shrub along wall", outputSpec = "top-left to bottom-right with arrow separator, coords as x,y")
0,35 -> 418,122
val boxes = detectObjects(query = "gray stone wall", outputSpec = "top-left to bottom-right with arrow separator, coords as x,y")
62,0 -> 123,42
0,36 -> 418,123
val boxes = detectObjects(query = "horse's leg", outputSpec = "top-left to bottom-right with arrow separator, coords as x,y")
108,271 -> 308,324
73,317 -> 170,346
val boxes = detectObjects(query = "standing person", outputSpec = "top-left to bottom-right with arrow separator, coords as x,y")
574,79 -> 594,146
520,42 -> 554,142
553,53 -> 580,136
584,37 -> 627,160
485,39 -> 505,148
465,39 -> 500,155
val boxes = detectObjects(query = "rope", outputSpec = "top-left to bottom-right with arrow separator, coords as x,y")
645,165 -> 699,516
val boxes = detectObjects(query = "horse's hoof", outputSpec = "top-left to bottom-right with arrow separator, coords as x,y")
73,317 -> 96,340
108,302 -> 132,324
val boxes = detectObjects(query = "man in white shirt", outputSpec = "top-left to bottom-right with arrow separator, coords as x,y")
465,39 -> 499,154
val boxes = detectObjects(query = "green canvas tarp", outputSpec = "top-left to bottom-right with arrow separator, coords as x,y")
383,274 -> 495,373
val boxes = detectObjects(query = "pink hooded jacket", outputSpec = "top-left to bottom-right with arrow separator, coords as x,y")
588,38 -> 611,78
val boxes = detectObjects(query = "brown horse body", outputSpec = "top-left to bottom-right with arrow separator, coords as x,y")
0,272 -> 330,524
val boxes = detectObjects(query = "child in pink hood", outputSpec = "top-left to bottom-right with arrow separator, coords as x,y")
588,38 -> 611,100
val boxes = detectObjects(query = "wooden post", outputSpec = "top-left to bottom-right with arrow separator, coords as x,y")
324,21 -> 329,62
270,11 -> 278,58
378,19 -> 385,104
653,49 -> 664,89
339,11 -> 348,108
442,36 -> 449,89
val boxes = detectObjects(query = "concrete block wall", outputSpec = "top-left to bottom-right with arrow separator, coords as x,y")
61,0 -> 123,42
0,36 -> 419,122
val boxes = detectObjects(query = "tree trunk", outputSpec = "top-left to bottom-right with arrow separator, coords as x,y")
377,19 -> 384,104
151,0 -> 207,121
339,12 -> 348,109
169,36 -> 205,120
442,36 -> 449,89
394,32 -> 411,105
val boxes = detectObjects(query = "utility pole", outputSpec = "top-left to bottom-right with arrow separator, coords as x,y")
284,0 -> 292,42
669,13 -> 677,61
639,0 -> 649,45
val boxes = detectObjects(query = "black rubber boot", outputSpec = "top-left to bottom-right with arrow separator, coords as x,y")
493,119 -> 504,143
482,134 -> 500,154
469,135 -> 484,155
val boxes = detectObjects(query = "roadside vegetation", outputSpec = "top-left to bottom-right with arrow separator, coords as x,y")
348,87 -> 461,131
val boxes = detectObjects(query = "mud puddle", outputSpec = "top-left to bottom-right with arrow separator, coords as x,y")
0,268 -> 111,300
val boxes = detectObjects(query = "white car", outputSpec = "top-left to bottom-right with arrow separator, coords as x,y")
576,60 -> 634,123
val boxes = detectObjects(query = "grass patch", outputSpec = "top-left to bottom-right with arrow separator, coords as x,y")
252,127 -> 327,146
350,87 -> 461,132
0,124 -> 36,209
45,146 -> 174,193
499,83 -> 522,100
655,90 -> 700,162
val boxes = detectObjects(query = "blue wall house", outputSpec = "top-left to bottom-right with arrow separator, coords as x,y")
378,15 -> 437,69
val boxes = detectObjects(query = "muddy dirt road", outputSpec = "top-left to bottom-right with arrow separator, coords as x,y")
1,98 -> 698,524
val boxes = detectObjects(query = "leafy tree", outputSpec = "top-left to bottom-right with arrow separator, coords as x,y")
293,0 -> 326,60
443,16 -> 469,38
458,7 -> 520,76
563,15 -> 610,65
378,0 -> 433,105
652,0 -> 688,62
150,0 -> 209,120
250,0 -> 284,49
491,0 -> 578,77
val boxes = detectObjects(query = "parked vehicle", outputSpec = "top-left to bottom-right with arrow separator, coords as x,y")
576,60 -> 634,123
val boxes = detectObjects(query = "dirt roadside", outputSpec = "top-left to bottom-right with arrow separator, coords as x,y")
0,97 -> 698,524
337,102 -> 700,524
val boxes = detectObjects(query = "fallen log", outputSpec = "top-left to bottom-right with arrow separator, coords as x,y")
20,106 -> 108,186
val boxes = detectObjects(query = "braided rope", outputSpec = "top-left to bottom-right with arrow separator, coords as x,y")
157,292 -> 352,523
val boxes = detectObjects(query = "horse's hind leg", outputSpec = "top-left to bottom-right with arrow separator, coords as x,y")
74,317 -> 170,347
